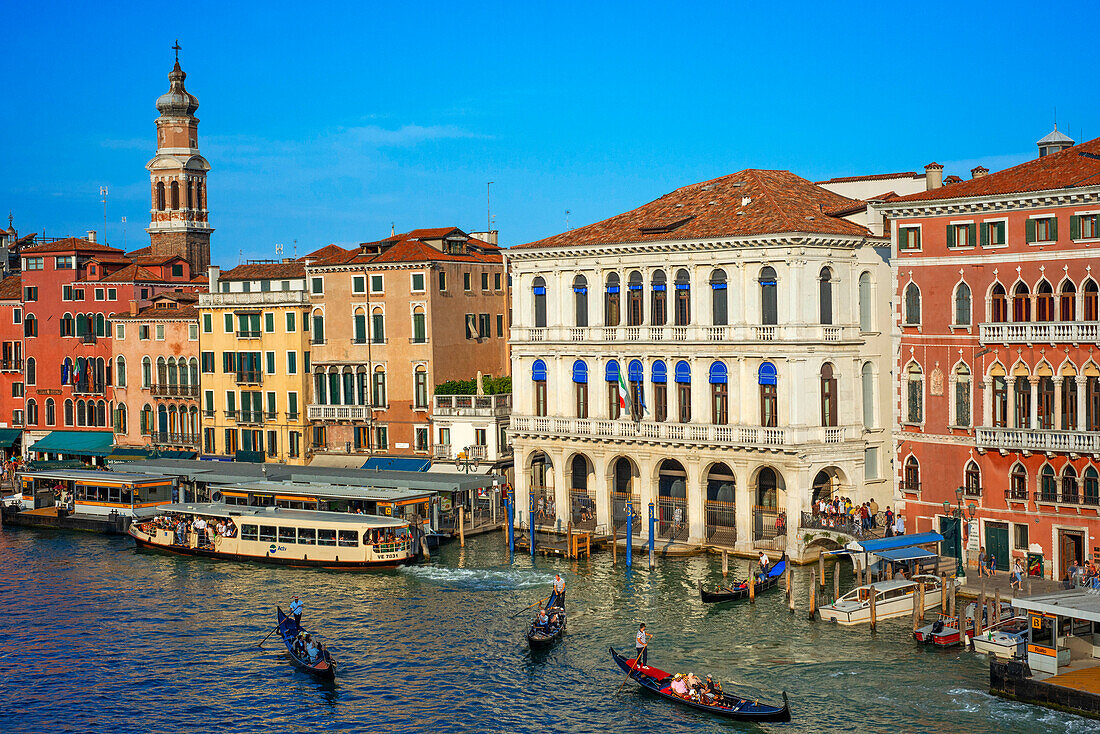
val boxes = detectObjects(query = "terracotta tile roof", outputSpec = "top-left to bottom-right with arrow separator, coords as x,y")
220,261 -> 307,280
814,171 -> 922,185
892,137 -> 1100,203
823,191 -> 901,217
387,227 -> 462,242
126,246 -> 153,257
131,254 -> 185,266
0,274 -> 21,300
96,264 -> 168,283
368,238 -> 503,264
515,169 -> 871,250
111,303 -> 200,320
190,275 -> 208,283
20,237 -> 124,254
303,244 -> 353,264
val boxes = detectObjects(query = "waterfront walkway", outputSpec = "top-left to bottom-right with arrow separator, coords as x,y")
960,569 -> 1061,598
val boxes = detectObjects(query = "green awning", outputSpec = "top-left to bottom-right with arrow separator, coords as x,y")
30,431 -> 115,457
235,450 -> 266,464
108,447 -> 154,461
0,428 -> 21,448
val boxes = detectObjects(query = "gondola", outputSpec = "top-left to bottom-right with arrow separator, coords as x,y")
699,554 -> 787,604
525,587 -> 566,649
276,606 -> 337,681
609,647 -> 791,722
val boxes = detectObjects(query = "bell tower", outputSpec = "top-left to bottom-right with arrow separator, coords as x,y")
146,42 -> 212,270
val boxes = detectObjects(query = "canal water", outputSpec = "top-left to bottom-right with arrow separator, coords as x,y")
0,527 -> 1090,733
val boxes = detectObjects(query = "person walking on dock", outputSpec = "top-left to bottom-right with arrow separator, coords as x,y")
978,546 -> 988,577
635,623 -> 652,668
290,596 -> 304,631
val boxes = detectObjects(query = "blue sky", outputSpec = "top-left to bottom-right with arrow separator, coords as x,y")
2,1 -> 1098,263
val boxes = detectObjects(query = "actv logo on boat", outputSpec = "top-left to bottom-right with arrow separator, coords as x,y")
269,544 -> 287,553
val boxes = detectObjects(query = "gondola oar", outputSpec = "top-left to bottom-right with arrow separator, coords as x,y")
258,623 -> 282,648
617,643 -> 646,693
510,596 -> 549,619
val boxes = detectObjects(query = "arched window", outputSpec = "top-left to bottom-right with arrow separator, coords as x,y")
1040,465 -> 1057,502
170,180 -> 180,210
24,313 -> 36,338
991,366 -> 1009,427
156,181 -> 166,211
372,367 -> 387,408
904,283 -> 921,325
351,307 -> 366,344
858,272 -> 872,331
906,363 -> 923,423
710,361 -> 728,425
115,356 -> 126,388
168,357 -> 180,386
954,282 -> 972,326
628,359 -> 644,418
604,273 -> 620,326
904,456 -> 920,492
1038,374 -> 1055,429
1060,281 -> 1077,321
1062,466 -> 1079,503
861,362 -> 874,428
312,309 -> 325,344
1014,373 -> 1031,428
759,362 -> 778,427
572,275 -> 588,327
964,460 -> 981,497
532,276 -> 547,328
759,267 -> 777,325
1084,280 -> 1099,321
414,366 -> 429,409
710,269 -> 728,326
991,283 -> 1008,322
1036,280 -> 1055,322
184,177 -> 193,209
1013,282 -> 1031,322
652,360 -> 667,422
26,399 -> 37,426
76,400 -> 86,427
532,359 -> 548,416
412,306 -> 426,344
819,267 -> 833,325
674,269 -> 690,326
675,360 -> 691,423
572,360 -> 588,418
650,270 -> 666,325
115,403 -> 126,434
1010,463 -> 1028,500
140,403 -> 153,435
1088,373 -> 1100,431
371,307 -> 385,343
95,313 -> 105,337
954,363 -> 971,427
605,360 -> 622,419
1085,467 -> 1099,505
96,400 -> 106,428
627,271 -> 644,326
45,398 -> 55,426
25,357 -> 35,385
157,357 -> 168,387
313,371 -> 327,405
142,356 -> 152,388
64,399 -> 74,427
328,369 -> 340,406
820,363 -> 837,427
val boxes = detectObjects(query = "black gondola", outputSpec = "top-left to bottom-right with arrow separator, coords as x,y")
609,647 -> 791,723
276,606 -> 337,681
698,554 -> 787,604
525,587 -> 566,649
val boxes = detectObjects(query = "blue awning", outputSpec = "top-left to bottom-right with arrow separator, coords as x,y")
362,457 -> 431,472
533,286 -> 546,295
0,428 -> 21,448
29,430 -> 114,457
709,361 -> 728,384
674,360 -> 691,383
876,547 -> 938,562
572,360 -> 588,384
532,359 -> 547,381
652,360 -> 667,383
856,532 -> 944,552
652,284 -> 666,292
628,359 -> 644,381
758,362 -> 777,386
605,360 -> 620,382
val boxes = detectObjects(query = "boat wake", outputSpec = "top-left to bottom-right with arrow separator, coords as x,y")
400,565 -> 555,591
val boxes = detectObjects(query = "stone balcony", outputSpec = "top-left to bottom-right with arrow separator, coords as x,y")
512,323 -> 858,346
977,426 -> 1100,456
307,404 -> 369,422
510,415 -> 859,450
432,394 -> 512,417
979,321 -> 1100,346
199,290 -> 310,308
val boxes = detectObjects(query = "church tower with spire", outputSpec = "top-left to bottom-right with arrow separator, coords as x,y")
145,43 -> 212,270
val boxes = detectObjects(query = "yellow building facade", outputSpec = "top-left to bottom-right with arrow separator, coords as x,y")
198,263 -> 312,464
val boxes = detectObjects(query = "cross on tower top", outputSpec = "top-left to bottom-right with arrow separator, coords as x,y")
172,40 -> 181,62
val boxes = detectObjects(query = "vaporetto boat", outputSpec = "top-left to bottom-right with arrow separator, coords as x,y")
128,502 -> 415,568
819,574 -> 956,626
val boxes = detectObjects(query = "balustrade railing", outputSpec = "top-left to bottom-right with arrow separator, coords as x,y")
980,321 -> 1100,345
977,426 -> 1100,454
151,384 -> 200,398
512,324 -> 859,344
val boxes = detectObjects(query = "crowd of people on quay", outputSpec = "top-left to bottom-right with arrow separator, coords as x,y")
811,496 -> 906,537
1065,558 -> 1100,589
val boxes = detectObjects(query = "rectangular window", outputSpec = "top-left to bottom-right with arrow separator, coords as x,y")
288,392 -> 299,420
115,323 -> 125,340
75,288 -> 85,300
463,272 -> 471,291
352,276 -> 365,294
653,383 -> 667,422
411,272 -> 425,292
63,285 -> 72,301
948,223 -> 975,249
265,351 -> 276,375
224,313 -> 233,333
264,313 -> 274,333
981,221 -> 1006,247
415,426 -> 429,452
311,277 -> 323,294
899,226 -> 921,251
438,270 -> 447,291
496,314 -> 504,337
478,313 -> 491,338
481,272 -> 489,291
55,255 -> 74,269
289,431 -> 300,458
370,274 -> 384,293
23,286 -> 38,302
494,272 -> 502,291
139,325 -> 150,341
201,352 -> 215,372
24,257 -> 43,270
575,382 -> 588,418
374,425 -> 389,451
1027,216 -> 1057,243
107,288 -> 116,300
286,351 -> 297,375
266,392 -> 277,421
12,308 -> 19,324
188,322 -> 198,341
285,311 -> 296,332
12,382 -> 23,397
260,280 -> 270,292
1072,214 -> 1099,240
224,428 -> 238,455
202,313 -> 213,333
1013,523 -> 1029,550
155,324 -> 165,341
95,288 -> 105,301
204,390 -> 214,415
864,447 -> 878,479
414,369 -> 429,408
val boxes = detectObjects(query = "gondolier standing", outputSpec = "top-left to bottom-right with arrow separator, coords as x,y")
290,596 -> 304,631
635,623 -> 652,667
553,573 -> 565,604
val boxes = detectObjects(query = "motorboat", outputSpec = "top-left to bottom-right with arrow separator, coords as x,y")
971,616 -> 1029,660
819,574 -> 954,626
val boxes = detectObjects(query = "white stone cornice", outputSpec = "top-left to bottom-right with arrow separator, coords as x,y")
878,185 -> 1100,219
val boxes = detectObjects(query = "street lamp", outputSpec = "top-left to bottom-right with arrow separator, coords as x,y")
943,487 -> 979,577
457,446 -> 480,474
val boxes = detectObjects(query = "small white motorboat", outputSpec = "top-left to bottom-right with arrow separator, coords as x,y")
819,574 -> 955,626
971,616 -> 1028,660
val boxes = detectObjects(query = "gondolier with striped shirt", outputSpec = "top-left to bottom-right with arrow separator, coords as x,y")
553,573 -> 565,605
290,596 -> 304,631
635,623 -> 652,667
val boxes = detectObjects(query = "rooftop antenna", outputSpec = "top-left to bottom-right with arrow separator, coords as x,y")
121,216 -> 127,250
100,186 -> 109,242
238,249 -> 243,265
565,209 -> 571,230
275,243 -> 284,258
391,222 -> 395,236
293,239 -> 297,258
487,181 -> 494,233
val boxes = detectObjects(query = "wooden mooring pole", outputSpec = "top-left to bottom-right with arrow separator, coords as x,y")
833,563 -> 840,601
459,506 -> 465,547
912,583 -> 920,631
567,517 -> 573,559
948,577 -> 956,618
722,549 -> 728,577
976,583 -> 986,637
818,552 -> 825,587
808,570 -> 817,620
786,563 -> 794,612
995,588 -> 1002,618
749,571 -> 756,603
918,582 -> 926,621
869,586 -> 877,632
940,574 -> 948,613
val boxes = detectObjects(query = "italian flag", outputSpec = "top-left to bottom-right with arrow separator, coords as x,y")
617,370 -> 630,418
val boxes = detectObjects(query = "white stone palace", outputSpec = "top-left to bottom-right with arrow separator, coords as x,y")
505,169 -> 895,560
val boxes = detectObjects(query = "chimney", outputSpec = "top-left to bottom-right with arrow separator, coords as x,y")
86,230 -> 97,242
924,162 -> 944,190
129,300 -> 139,316
208,265 -> 220,292
971,166 -> 989,179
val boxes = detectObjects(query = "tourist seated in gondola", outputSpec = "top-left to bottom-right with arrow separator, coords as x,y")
703,674 -> 724,703
292,632 -> 306,658
535,608 -> 549,629
303,633 -> 319,662
670,674 -> 689,698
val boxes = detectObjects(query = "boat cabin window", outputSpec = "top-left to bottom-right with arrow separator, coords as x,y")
297,528 -> 316,545
241,524 -> 258,541
278,527 -> 297,544
121,488 -> 133,504
258,525 -> 277,542
338,530 -> 359,547
251,494 -> 275,507
225,495 -> 248,506
884,587 -> 909,600
108,487 -> 122,504
317,529 -> 337,546
858,589 -> 870,602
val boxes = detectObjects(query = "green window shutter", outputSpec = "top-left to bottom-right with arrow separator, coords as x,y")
946,225 -> 955,248
913,228 -> 921,249
354,314 -> 366,341
1050,216 -> 1058,241
224,313 -> 233,333
980,222 -> 989,247
222,352 -> 230,373
967,223 -> 977,247
1025,218 -> 1036,243
1070,215 -> 1081,240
